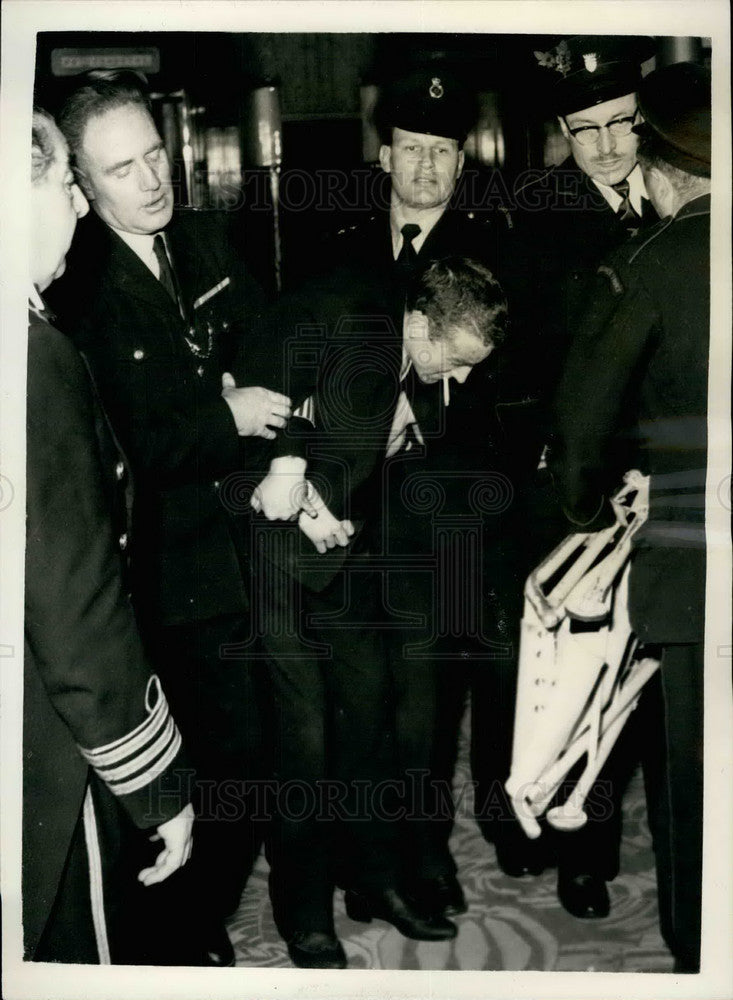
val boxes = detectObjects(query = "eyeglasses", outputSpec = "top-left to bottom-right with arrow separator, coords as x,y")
564,109 -> 640,147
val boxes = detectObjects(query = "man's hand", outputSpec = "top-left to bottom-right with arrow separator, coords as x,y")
221,372 -> 292,440
137,801 -> 194,887
298,496 -> 354,554
251,456 -> 318,520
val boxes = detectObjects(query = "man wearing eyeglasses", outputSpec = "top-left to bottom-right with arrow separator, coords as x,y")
482,37 -> 660,922
550,62 -> 711,970
560,95 -> 642,196
511,36 -> 659,395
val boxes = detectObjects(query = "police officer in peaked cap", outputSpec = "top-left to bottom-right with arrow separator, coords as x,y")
343,64 -> 543,924
512,34 -> 660,385
359,66 -> 495,277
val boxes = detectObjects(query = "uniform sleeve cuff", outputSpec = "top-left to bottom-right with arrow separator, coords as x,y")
77,675 -> 183,798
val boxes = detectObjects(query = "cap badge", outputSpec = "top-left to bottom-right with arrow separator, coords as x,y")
534,39 -> 572,77
583,52 -> 599,73
429,77 -> 444,99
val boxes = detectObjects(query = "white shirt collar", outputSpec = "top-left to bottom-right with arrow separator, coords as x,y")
111,226 -> 161,278
390,198 -> 446,259
591,163 -> 647,215
29,285 -> 46,312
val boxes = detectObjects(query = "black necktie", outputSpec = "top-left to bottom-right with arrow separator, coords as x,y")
396,223 -> 421,270
612,179 -> 641,232
153,234 -> 181,310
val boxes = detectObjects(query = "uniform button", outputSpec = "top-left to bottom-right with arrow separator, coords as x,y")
222,320 -> 230,331
133,349 -> 145,361
213,480 -> 220,489
115,461 -> 125,480
206,322 -> 214,334
467,211 -> 475,219
196,365 -> 204,376
119,532 -> 128,550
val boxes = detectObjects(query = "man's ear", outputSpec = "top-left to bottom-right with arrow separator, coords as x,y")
650,165 -> 675,214
456,148 -> 465,178
75,167 -> 95,201
558,116 -> 570,141
378,144 -> 392,175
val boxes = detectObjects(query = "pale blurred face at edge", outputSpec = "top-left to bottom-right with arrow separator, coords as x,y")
32,120 -> 89,292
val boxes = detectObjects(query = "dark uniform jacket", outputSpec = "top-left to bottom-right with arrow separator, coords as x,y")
549,193 -> 710,644
24,306 -> 189,958
47,209 -> 265,628
322,200 -> 507,278
510,157 -> 658,400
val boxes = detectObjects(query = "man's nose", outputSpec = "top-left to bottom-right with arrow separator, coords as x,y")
450,366 -> 472,384
139,160 -> 162,190
597,126 -> 615,155
420,148 -> 435,168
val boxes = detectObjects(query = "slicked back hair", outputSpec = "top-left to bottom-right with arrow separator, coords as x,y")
57,70 -> 151,170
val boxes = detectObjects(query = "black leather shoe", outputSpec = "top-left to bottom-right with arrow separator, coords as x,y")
495,833 -> 549,878
286,930 -> 347,969
344,887 -> 457,940
557,873 -> 610,919
203,924 -> 235,967
413,874 -> 467,917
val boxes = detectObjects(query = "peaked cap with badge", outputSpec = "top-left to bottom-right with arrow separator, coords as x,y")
534,35 -> 657,115
633,61 -> 711,177
374,67 -> 478,146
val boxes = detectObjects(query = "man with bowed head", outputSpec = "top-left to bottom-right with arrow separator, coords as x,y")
25,108 -> 193,964
247,255 -> 507,968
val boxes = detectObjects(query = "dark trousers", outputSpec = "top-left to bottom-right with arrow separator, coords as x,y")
147,613 -> 270,926
385,538 -> 513,880
34,787 -> 100,964
385,633 -> 469,881
257,556 -> 400,936
642,645 -> 703,971
34,774 -> 203,966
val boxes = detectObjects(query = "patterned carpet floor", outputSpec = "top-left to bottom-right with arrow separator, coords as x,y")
227,711 -> 673,972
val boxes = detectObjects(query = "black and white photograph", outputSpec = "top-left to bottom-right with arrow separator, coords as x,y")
1,3 -> 731,999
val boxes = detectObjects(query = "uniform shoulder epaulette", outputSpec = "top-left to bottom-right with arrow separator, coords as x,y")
513,163 -> 557,199
333,215 -> 377,239
597,263 -> 625,295
497,204 -> 514,231
459,206 -> 515,232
